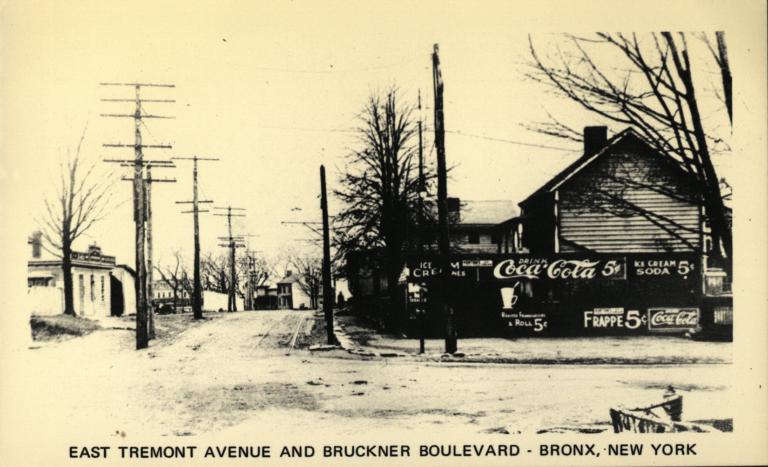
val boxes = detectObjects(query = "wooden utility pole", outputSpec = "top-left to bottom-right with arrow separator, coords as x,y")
174,156 -> 218,319
417,89 -> 427,354
144,165 -> 176,338
121,164 -> 176,339
320,165 -> 335,345
214,206 -> 246,312
242,252 -> 256,310
432,44 -> 457,354
101,82 -> 174,350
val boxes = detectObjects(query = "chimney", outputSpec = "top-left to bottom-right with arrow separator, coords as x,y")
583,126 -> 608,156
28,231 -> 42,259
447,197 -> 461,224
285,270 -> 293,277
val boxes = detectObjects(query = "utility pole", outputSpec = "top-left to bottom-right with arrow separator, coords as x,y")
320,165 -> 335,345
120,163 -> 176,339
144,165 -> 176,338
432,44 -> 457,354
241,251 -> 257,310
417,89 -> 427,354
174,156 -> 218,319
101,82 -> 174,350
214,206 -> 246,312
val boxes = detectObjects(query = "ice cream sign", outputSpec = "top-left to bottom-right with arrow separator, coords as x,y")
493,257 -> 625,280
631,258 -> 694,277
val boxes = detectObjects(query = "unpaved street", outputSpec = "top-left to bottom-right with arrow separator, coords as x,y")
12,310 -> 733,440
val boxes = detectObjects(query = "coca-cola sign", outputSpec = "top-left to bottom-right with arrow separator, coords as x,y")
492,257 -> 625,280
648,308 -> 699,332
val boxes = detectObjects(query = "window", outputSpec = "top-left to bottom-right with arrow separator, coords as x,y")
78,275 -> 84,310
28,277 -> 51,287
100,276 -> 105,302
90,274 -> 95,302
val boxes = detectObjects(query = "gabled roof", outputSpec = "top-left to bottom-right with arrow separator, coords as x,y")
277,273 -> 300,284
460,200 -> 518,225
519,128 -> 690,207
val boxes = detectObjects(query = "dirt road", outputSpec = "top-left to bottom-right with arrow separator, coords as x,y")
12,310 -> 733,440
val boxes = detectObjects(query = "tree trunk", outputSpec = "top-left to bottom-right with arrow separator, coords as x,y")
62,241 -> 75,316
385,243 -> 403,333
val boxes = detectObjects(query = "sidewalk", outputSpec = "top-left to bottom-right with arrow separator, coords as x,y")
334,314 -> 732,365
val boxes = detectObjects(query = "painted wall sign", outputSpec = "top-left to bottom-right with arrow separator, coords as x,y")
647,308 -> 699,331
493,257 -> 625,281
501,311 -> 548,332
409,260 -> 467,279
583,308 -> 646,330
462,259 -> 493,268
630,258 -> 695,278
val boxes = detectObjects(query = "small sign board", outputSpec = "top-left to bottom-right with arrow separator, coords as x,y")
647,308 -> 699,332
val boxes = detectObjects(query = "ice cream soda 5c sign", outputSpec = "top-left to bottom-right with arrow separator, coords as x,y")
493,257 -> 625,281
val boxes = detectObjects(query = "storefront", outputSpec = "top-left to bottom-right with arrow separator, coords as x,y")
404,253 -> 705,337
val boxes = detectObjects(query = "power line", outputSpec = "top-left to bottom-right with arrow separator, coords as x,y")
101,81 -> 175,350
444,130 -> 579,152
250,124 -> 579,152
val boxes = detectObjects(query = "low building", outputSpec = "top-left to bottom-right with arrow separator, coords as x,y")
28,233 -> 115,317
110,265 -> 136,316
402,126 -> 732,338
253,285 -> 278,309
277,271 -> 313,310
447,199 -> 518,254
152,279 -> 190,311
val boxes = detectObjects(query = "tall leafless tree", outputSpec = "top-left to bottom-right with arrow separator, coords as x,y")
287,254 -> 322,309
38,129 -> 112,316
200,252 -> 229,293
528,32 -> 732,264
334,88 -> 433,318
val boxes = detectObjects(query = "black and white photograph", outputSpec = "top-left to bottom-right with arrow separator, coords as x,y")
1,1 -> 766,465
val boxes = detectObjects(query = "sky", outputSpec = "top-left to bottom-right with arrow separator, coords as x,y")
1,0 -> 746,277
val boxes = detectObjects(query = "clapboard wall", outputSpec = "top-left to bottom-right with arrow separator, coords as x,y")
557,138 -> 702,253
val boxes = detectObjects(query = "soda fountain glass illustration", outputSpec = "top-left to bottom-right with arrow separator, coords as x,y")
500,282 -> 521,310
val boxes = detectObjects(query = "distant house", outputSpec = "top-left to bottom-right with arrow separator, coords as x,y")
151,279 -> 190,312
447,198 -> 518,254
277,271 -> 312,310
253,285 -> 279,309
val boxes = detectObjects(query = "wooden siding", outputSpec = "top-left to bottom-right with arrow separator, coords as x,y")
558,142 -> 702,253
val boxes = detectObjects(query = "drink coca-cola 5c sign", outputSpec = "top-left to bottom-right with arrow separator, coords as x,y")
492,257 -> 625,281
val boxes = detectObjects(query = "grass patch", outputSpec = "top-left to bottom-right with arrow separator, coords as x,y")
30,315 -> 101,341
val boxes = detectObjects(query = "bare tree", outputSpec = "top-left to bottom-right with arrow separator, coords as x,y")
235,251 -> 273,299
200,252 -> 229,293
334,88 -> 433,318
527,32 -> 732,263
38,129 -> 112,316
154,251 -> 192,311
287,254 -> 322,309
